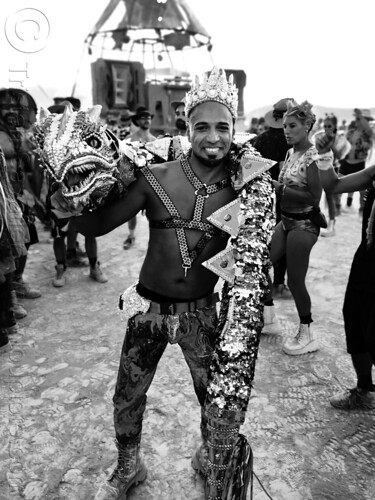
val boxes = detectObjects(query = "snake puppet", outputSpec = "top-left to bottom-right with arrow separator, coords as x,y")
34,103 -> 193,216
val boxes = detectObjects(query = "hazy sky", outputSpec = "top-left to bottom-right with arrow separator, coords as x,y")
1,0 -> 374,113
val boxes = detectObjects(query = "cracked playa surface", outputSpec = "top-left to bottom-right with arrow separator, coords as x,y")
1,202 -> 375,500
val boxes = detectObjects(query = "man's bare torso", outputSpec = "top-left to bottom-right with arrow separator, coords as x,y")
138,158 -> 236,299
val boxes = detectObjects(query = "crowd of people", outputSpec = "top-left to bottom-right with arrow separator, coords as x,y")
1,76 -> 375,500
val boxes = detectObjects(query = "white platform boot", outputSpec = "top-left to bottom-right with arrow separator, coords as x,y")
283,323 -> 319,355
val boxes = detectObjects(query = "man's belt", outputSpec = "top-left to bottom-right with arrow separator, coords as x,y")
148,292 -> 220,315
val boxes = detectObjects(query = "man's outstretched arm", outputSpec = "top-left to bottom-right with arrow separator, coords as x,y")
320,164 -> 375,194
315,133 -> 375,194
66,174 -> 147,237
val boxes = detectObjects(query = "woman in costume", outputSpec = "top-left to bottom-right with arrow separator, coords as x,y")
272,100 -> 323,356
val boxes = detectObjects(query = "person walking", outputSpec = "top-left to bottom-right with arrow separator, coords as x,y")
272,99 -> 324,355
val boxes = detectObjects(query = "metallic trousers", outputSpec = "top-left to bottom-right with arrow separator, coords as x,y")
113,306 -> 218,444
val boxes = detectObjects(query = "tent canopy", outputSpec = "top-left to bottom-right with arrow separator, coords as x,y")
88,0 -> 211,50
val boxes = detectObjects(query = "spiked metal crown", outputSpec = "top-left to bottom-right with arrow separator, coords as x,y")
185,67 -> 238,119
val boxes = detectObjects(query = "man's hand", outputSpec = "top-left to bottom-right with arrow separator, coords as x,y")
50,189 -> 83,219
315,134 -> 335,155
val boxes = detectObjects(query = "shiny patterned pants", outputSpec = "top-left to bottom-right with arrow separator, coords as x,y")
113,306 -> 218,444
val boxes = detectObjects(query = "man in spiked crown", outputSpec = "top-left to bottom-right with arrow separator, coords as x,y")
49,67 -> 275,499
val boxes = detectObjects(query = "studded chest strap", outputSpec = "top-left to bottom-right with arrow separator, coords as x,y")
180,154 -> 231,222
142,166 -> 223,276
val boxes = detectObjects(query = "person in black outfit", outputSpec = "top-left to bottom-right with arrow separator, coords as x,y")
316,134 -> 375,410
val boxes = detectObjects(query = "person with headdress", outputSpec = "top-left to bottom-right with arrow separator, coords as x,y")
0,88 -> 42,319
272,99 -> 324,355
315,133 -> 375,410
49,67 -> 275,499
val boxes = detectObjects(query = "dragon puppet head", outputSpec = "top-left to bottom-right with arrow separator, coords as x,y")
34,103 -> 136,212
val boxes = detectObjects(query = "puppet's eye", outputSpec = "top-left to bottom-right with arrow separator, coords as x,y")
86,135 -> 102,148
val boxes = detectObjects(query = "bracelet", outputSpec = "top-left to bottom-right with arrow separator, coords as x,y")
316,151 -> 334,171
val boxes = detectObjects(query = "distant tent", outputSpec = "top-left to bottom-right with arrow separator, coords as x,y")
87,0 -> 211,51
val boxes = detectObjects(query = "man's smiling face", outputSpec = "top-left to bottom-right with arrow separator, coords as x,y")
188,101 -> 234,167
